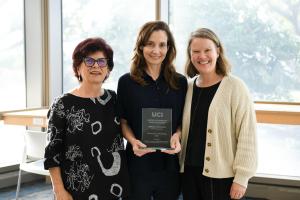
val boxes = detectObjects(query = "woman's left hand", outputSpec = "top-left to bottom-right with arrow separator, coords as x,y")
230,182 -> 246,199
162,132 -> 181,154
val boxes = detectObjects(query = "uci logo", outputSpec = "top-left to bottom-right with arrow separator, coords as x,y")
152,112 -> 163,118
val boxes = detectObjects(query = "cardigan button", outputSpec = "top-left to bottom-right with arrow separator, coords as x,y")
208,129 -> 212,134
207,143 -> 211,147
206,157 -> 210,161
205,168 -> 209,173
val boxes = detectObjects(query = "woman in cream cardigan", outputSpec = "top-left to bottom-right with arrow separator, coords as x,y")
179,28 -> 257,200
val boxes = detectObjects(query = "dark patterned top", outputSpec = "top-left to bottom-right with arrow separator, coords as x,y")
44,89 -> 129,200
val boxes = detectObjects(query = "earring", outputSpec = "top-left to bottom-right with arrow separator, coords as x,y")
78,75 -> 82,81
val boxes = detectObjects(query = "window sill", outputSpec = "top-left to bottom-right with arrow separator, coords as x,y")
251,173 -> 300,187
255,103 -> 300,125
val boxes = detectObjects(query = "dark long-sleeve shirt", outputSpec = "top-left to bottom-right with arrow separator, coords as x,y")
117,72 -> 187,173
44,89 -> 129,200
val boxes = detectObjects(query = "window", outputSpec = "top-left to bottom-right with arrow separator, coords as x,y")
170,0 -> 300,102
0,0 -> 26,111
170,0 -> 300,178
0,0 -> 25,167
62,0 -> 155,92
257,124 -> 300,177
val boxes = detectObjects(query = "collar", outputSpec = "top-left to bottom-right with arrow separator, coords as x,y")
142,70 -> 164,83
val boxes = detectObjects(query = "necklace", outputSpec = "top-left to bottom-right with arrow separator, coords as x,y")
190,79 -> 220,131
190,81 -> 203,130
186,81 -> 203,155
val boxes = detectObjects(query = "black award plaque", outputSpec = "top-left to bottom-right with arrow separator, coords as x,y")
141,108 -> 173,150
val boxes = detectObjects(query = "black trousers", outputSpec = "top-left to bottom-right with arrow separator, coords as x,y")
182,166 -> 245,200
128,170 -> 180,200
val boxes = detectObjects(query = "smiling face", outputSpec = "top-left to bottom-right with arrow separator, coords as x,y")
142,30 -> 169,69
190,37 -> 220,76
77,51 -> 109,85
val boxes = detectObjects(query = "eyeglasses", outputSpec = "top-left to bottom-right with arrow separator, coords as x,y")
83,57 -> 108,68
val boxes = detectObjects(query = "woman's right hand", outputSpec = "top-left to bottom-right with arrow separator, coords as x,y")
120,119 -> 155,157
48,167 -> 73,200
131,139 -> 155,157
53,187 -> 73,200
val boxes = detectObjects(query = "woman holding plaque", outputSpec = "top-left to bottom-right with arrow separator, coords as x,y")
179,28 -> 257,200
117,21 -> 187,200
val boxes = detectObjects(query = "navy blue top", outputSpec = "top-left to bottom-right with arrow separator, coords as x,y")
117,72 -> 187,173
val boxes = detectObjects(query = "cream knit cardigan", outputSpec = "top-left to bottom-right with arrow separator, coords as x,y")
179,74 -> 257,187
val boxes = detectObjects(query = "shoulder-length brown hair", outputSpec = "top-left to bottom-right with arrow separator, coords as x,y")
130,21 -> 179,89
185,28 -> 231,78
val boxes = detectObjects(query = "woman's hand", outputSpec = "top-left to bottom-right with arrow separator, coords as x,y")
131,139 -> 155,157
53,186 -> 73,200
162,132 -> 181,154
230,182 -> 246,199
49,167 -> 73,200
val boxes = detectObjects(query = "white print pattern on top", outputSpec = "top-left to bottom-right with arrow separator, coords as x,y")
91,121 -> 102,135
44,90 -> 129,198
90,90 -> 112,105
110,183 -> 123,197
47,124 -> 63,149
91,147 -> 121,176
66,106 -> 90,133
65,161 -> 94,192
65,145 -> 83,161
53,154 -> 60,164
114,117 -> 120,125
107,135 -> 124,153
49,97 -> 65,118
89,194 -> 98,200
